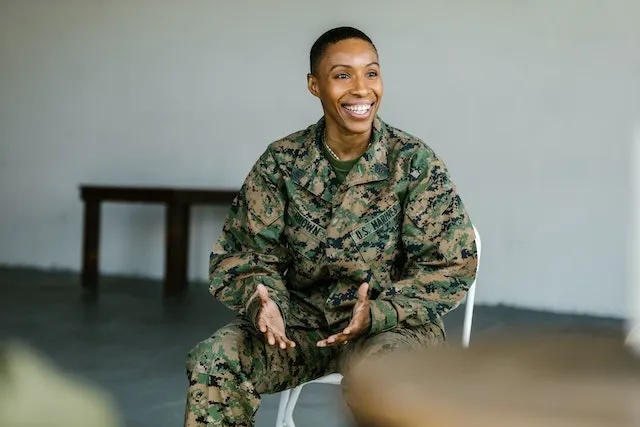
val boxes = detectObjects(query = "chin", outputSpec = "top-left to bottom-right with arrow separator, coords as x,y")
345,121 -> 374,135
350,113 -> 378,132
338,111 -> 378,135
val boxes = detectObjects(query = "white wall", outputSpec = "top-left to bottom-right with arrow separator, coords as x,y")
1,0 -> 639,318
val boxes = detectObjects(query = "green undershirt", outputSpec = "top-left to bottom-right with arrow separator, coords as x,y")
320,142 -> 361,183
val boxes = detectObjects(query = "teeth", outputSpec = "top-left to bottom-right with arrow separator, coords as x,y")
344,104 -> 371,115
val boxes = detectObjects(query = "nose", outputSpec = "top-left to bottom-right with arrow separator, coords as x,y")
349,74 -> 370,97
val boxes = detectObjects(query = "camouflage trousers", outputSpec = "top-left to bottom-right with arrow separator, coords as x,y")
183,316 -> 445,427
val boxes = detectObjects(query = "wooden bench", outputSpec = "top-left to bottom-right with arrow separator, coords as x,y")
79,185 -> 238,296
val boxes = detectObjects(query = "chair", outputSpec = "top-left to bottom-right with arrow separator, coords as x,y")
275,225 -> 482,427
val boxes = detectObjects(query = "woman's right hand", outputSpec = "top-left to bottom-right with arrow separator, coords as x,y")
254,284 -> 296,349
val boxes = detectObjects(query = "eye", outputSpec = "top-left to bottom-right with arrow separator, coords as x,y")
334,73 -> 349,79
367,71 -> 378,78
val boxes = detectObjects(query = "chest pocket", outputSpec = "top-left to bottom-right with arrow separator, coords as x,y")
284,205 -> 327,279
350,202 -> 402,265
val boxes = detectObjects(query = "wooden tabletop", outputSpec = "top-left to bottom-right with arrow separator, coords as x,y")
79,185 -> 238,204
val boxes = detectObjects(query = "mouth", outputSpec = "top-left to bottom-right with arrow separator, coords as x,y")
341,102 -> 375,119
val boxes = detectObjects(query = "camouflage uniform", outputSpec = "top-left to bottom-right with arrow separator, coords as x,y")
184,116 -> 478,427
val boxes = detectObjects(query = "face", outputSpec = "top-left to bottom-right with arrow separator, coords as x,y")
307,38 -> 384,137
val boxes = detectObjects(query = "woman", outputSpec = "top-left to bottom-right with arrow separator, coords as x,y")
184,26 -> 478,427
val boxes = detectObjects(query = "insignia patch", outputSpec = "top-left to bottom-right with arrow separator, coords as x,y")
350,203 -> 401,244
289,206 -> 327,239
374,163 -> 388,175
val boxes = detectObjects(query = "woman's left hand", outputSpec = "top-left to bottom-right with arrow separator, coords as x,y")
317,282 -> 371,347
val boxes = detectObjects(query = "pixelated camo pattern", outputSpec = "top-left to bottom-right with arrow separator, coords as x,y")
184,318 -> 445,427
209,115 -> 478,335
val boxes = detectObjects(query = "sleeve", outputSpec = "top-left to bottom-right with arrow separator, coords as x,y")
368,149 -> 478,335
208,148 -> 291,328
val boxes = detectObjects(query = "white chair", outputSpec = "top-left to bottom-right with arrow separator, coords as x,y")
275,226 -> 482,427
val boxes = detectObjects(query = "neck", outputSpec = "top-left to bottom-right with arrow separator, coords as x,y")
324,125 -> 372,161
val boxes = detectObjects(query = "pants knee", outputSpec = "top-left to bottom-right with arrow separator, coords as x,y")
186,327 -> 245,377
186,338 -> 213,376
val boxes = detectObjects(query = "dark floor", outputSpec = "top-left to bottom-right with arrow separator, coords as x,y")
0,267 -> 624,427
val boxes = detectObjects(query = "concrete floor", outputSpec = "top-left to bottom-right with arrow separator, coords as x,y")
0,267 -> 624,427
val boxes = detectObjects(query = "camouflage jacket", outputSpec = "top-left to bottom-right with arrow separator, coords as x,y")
209,116 -> 478,335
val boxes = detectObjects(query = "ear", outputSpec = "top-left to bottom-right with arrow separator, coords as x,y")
307,73 -> 320,98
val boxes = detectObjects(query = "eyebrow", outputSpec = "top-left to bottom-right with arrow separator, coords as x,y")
329,61 -> 379,71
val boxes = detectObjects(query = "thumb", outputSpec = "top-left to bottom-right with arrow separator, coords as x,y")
358,282 -> 369,302
256,284 -> 270,304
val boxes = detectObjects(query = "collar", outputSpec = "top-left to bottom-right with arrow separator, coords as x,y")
291,116 -> 390,201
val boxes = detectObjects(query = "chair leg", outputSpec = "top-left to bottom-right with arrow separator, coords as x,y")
275,389 -> 290,427
284,384 -> 305,427
462,283 -> 476,348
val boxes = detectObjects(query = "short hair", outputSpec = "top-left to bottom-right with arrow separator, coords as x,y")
309,26 -> 377,75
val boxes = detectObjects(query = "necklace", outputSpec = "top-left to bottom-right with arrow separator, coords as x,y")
322,130 -> 371,161
322,130 -> 342,161
325,140 -> 342,161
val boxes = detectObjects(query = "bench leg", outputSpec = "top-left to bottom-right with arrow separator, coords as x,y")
164,202 -> 190,296
81,199 -> 101,292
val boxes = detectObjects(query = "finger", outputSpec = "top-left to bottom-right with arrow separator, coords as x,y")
274,333 -> 296,349
358,282 -> 369,301
317,332 -> 342,347
257,317 -> 268,333
318,333 -> 348,347
264,324 -> 296,349
343,323 -> 364,336
273,333 -> 287,349
342,321 -> 356,335
256,283 -> 270,304
266,329 -> 276,346
326,336 -> 348,346
280,335 -> 296,348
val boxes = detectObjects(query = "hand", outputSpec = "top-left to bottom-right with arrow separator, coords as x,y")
253,284 -> 296,349
317,282 -> 371,347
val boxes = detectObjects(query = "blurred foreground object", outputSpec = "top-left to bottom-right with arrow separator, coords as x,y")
346,328 -> 640,427
0,340 -> 122,427
627,121 -> 640,355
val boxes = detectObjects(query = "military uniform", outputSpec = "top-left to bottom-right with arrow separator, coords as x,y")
184,116 -> 478,427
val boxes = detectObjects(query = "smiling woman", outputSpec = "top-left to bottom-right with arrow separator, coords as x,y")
306,29 -> 383,161
182,26 -> 478,427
